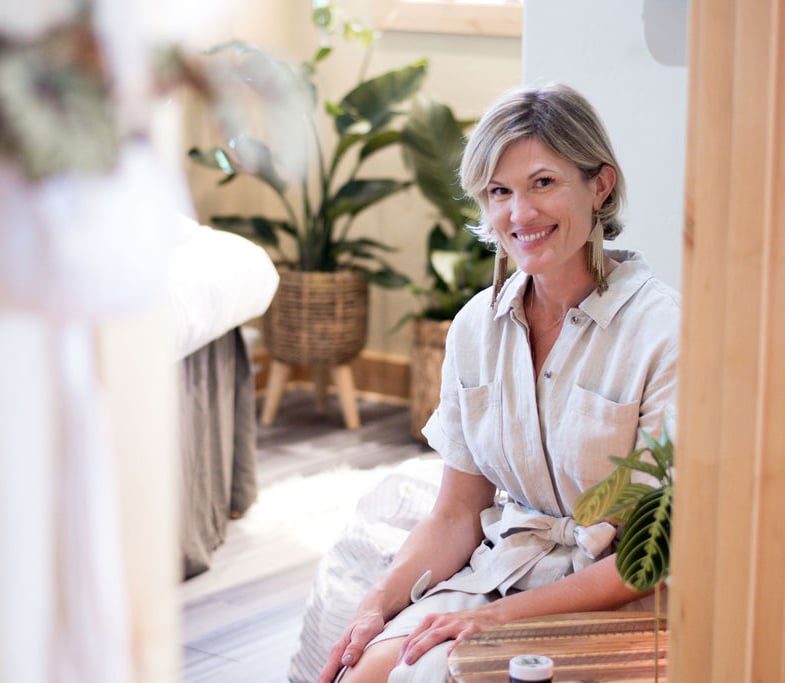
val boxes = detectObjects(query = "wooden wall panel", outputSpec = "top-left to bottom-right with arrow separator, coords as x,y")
670,0 -> 785,680
749,3 -> 785,678
668,0 -> 734,677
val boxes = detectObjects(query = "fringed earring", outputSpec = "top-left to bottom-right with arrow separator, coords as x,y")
491,245 -> 508,308
588,214 -> 607,293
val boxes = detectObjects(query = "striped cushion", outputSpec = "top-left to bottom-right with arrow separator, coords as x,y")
288,458 -> 442,682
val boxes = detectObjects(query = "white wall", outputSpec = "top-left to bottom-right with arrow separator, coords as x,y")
523,0 -> 689,290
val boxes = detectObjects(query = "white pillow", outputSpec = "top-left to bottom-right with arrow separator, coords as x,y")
288,458 -> 443,682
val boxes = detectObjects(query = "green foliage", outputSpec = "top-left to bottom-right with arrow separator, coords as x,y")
574,428 -> 675,592
395,97 -> 494,325
188,5 -> 426,287
616,486 -> 672,592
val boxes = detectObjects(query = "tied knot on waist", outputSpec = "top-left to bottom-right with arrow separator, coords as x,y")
499,515 -> 577,546
487,503 -> 616,559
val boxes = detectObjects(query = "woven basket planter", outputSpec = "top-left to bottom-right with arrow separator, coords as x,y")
410,318 -> 451,442
263,267 -> 368,366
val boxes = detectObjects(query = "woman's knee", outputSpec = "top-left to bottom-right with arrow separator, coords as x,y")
339,637 -> 404,683
387,640 -> 452,683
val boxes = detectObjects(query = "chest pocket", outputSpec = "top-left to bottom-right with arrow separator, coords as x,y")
558,384 -> 640,488
457,381 -> 506,483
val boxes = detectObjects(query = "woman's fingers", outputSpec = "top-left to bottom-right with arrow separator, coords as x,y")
398,613 -> 437,655
342,620 -> 378,666
400,619 -> 462,665
446,626 -> 478,656
399,615 -> 484,665
319,631 -> 352,683
319,612 -> 386,683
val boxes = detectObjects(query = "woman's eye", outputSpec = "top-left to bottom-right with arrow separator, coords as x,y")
489,186 -> 509,197
533,176 -> 554,189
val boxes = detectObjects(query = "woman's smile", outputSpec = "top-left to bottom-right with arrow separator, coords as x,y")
511,224 -> 558,247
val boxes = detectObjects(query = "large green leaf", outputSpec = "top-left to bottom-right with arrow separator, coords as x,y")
330,132 -> 364,176
616,486 -> 672,592
353,264 -> 411,289
605,483 -> 657,525
460,252 -> 495,290
642,428 -> 674,477
427,223 -> 451,253
328,178 -> 410,219
359,130 -> 403,161
430,250 -> 465,290
334,237 -> 397,255
402,96 -> 473,230
364,266 -> 411,288
608,455 -> 667,481
210,215 -> 296,247
332,59 -> 428,135
574,466 -> 632,526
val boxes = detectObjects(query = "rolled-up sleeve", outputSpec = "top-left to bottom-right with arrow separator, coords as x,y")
421,320 -> 482,475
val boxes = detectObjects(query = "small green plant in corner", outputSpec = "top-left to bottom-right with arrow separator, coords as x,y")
573,428 -> 674,592
188,1 -> 428,288
392,96 -> 495,330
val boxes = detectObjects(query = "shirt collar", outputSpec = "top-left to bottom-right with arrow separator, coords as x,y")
493,250 -> 654,328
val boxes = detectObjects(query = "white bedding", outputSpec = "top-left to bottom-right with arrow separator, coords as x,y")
168,216 -> 279,361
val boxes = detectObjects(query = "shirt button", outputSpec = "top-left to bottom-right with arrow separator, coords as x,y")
544,370 -> 553,379
570,315 -> 580,324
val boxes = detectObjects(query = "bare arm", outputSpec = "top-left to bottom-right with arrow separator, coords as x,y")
493,554 -> 648,622
400,554 -> 652,665
319,466 -> 495,681
364,466 -> 495,620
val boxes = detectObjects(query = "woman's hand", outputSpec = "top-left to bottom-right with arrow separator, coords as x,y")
319,610 -> 386,683
397,606 -> 503,666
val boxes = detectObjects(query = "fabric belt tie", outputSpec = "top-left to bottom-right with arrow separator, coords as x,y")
410,502 -> 617,602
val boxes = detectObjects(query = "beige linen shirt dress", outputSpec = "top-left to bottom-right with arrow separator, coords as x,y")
358,250 -> 679,682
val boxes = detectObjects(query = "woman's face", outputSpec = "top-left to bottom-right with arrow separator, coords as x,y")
486,137 -> 614,279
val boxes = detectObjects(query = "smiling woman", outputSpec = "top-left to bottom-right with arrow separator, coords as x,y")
317,83 -> 679,683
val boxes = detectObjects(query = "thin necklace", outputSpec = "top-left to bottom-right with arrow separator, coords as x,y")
526,286 -> 569,344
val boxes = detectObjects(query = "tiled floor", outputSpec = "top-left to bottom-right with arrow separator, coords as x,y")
180,390 -> 427,682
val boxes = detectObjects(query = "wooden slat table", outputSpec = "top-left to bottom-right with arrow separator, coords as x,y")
448,612 -> 667,682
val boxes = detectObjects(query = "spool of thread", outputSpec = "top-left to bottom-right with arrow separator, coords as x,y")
508,654 -> 554,682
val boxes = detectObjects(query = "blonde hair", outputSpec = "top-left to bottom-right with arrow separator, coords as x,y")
460,83 -> 626,244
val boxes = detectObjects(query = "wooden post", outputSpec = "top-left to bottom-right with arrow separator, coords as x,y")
670,0 -> 785,680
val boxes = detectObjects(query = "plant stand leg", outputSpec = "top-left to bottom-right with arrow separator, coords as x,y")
331,364 -> 360,430
313,363 -> 329,414
261,360 -> 291,427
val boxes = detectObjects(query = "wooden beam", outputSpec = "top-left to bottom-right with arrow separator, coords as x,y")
670,0 -> 785,680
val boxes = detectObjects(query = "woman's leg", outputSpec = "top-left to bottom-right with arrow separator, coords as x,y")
339,637 -> 405,682
339,637 -> 453,683
338,591 -> 492,683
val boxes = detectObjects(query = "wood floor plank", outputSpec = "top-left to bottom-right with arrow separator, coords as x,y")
181,390 -> 424,682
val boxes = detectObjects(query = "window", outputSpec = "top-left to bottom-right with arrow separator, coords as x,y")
373,0 -> 522,38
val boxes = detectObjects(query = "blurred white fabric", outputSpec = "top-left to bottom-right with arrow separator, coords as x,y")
168,215 -> 279,361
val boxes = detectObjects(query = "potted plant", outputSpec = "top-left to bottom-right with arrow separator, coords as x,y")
395,96 -> 495,440
189,4 -> 430,425
573,428 -> 674,681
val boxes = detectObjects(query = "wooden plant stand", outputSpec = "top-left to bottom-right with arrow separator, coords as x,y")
261,360 -> 360,430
